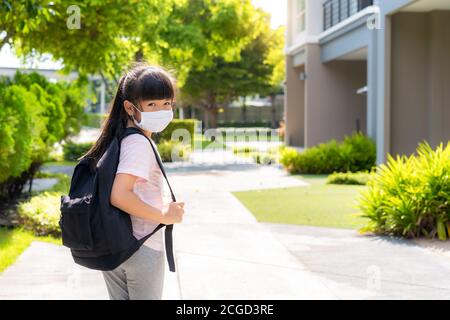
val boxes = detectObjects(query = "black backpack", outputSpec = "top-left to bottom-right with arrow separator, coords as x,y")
59,126 -> 176,272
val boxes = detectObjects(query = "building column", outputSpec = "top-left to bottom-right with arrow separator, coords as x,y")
375,13 -> 391,165
367,26 -> 378,141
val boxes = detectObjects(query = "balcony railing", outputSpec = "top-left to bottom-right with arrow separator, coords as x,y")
323,0 -> 374,31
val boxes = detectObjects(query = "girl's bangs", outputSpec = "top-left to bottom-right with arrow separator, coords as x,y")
135,71 -> 175,101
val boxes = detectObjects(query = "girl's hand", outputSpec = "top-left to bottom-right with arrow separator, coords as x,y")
162,201 -> 185,224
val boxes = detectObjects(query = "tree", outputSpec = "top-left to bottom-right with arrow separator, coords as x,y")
153,0 -> 262,86
264,26 -> 286,128
14,1 -> 174,77
181,7 -> 284,129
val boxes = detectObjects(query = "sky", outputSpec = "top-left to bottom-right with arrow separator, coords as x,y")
252,0 -> 287,29
0,0 -> 287,69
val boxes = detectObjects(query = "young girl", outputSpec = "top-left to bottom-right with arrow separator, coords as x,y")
83,64 -> 185,300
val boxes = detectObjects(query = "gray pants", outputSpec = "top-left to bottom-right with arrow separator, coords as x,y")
102,245 -> 165,300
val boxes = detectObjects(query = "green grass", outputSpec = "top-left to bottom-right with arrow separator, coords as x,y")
0,227 -> 61,274
0,170 -> 69,274
233,175 -> 368,229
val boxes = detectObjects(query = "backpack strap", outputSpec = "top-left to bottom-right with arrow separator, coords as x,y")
120,127 -> 176,272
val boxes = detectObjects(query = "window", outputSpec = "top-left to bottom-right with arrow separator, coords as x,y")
295,0 -> 306,34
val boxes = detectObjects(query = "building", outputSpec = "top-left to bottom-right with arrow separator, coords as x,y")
285,0 -> 450,164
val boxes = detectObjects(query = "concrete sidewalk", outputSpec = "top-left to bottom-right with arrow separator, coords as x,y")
0,164 -> 338,299
167,165 -> 336,299
0,241 -> 180,300
265,224 -> 450,299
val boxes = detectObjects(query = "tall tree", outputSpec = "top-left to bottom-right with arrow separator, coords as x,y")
264,26 -> 286,128
181,7 -> 284,129
7,1 -> 173,78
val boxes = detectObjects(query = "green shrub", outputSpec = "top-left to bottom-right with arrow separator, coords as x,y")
63,141 -> 94,161
157,140 -> 191,162
358,142 -> 450,240
341,133 -> 377,172
17,192 -> 61,237
0,72 -> 87,199
280,147 -> 302,173
327,171 -> 372,185
82,113 -> 107,128
154,119 -> 198,147
0,85 -> 45,183
280,133 -> 376,174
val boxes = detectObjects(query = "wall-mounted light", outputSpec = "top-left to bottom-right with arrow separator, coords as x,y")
357,86 -> 368,95
299,72 -> 307,81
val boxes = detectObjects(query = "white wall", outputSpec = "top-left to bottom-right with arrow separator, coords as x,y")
287,0 -> 324,49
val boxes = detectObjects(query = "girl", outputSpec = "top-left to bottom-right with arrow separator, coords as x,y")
83,63 -> 185,300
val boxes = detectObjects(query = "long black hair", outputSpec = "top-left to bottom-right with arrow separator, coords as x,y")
82,63 -> 176,162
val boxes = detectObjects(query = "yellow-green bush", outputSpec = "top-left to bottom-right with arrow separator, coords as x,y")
17,192 -> 61,237
359,142 -> 450,240
327,171 -> 373,185
280,133 -> 376,174
157,140 -> 191,162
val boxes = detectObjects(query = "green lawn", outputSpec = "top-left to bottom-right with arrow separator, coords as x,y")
0,228 -> 61,274
0,170 -> 68,274
233,175 -> 368,229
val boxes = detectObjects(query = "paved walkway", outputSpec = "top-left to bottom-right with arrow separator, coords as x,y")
3,142 -> 450,299
0,163 -> 339,299
265,224 -> 450,299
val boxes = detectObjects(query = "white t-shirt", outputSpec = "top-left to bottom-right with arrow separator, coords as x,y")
116,133 -> 167,252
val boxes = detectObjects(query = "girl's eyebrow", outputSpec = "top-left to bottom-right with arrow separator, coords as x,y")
147,99 -> 173,103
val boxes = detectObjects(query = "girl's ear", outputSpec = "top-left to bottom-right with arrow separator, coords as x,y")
123,100 -> 135,117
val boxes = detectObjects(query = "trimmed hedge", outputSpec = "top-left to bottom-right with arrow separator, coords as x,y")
280,133 -> 376,174
359,142 -> 450,240
63,141 -> 94,161
327,171 -> 372,185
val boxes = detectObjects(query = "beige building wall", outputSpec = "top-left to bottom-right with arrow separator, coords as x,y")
285,55 -> 305,147
390,11 -> 450,156
429,11 -> 450,148
305,44 -> 367,147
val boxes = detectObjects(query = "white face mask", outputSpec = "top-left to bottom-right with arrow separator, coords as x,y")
130,103 -> 173,133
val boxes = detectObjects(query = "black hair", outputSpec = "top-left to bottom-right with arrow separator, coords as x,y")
82,63 -> 176,162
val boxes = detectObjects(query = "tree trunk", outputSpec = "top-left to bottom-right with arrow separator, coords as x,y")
204,107 -> 218,129
241,96 -> 247,123
270,94 -> 277,129
99,72 -> 114,97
